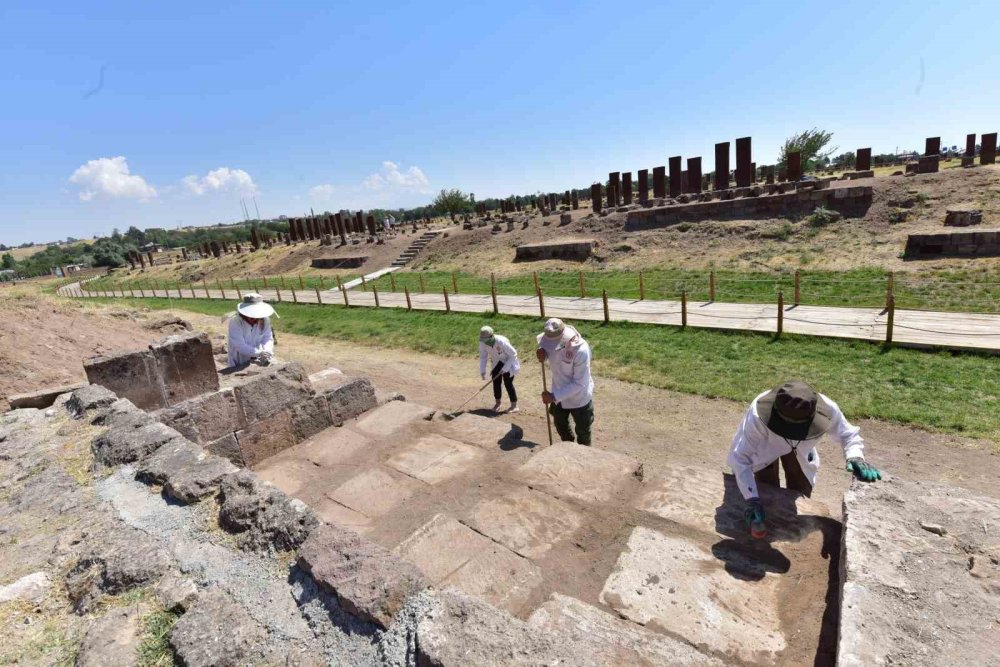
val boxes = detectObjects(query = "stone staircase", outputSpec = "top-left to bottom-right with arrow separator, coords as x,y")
391,230 -> 440,267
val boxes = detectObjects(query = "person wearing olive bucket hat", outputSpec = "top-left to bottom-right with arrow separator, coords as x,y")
727,380 -> 882,539
226,293 -> 278,367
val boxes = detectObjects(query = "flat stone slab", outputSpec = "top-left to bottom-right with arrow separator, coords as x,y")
439,413 -> 522,448
528,593 -> 724,666
328,467 -> 423,518
386,434 -> 483,484
253,457 -> 320,498
515,443 -> 640,504
599,527 -> 784,662
354,401 -> 434,437
311,497 -> 373,534
9,382 -> 86,410
838,478 -> 1000,667
465,487 -> 582,559
396,514 -> 542,614
299,426 -> 372,468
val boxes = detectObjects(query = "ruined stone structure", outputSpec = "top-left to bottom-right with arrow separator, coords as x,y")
311,256 -> 368,269
904,229 -> 1000,257
515,239 -> 595,262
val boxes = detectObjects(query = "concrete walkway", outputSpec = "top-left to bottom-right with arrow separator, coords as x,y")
62,282 -> 1000,353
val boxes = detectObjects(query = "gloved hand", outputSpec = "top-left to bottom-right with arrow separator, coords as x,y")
744,499 -> 767,539
847,458 -> 882,482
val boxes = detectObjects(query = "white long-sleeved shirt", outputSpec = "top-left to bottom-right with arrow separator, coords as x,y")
479,334 -> 521,377
227,316 -> 275,367
536,326 -> 594,409
727,390 -> 865,500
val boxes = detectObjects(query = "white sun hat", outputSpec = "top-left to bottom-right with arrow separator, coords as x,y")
236,293 -> 276,319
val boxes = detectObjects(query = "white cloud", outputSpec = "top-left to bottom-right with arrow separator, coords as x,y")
309,184 -> 335,201
69,156 -> 157,202
362,161 -> 430,192
182,167 -> 257,196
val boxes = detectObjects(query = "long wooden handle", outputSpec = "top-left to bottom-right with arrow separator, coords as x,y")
540,360 -> 554,447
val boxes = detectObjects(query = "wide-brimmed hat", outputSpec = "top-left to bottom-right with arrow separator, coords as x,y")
236,293 -> 275,319
757,380 -> 832,441
479,325 -> 495,341
542,318 -> 566,339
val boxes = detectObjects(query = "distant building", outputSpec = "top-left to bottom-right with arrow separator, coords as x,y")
141,242 -> 165,253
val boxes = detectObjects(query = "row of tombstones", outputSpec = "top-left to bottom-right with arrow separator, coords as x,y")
481,192 -> 581,217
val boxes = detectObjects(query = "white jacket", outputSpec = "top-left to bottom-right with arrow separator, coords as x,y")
479,334 -> 520,377
227,316 -> 275,367
536,326 -> 594,409
727,390 -> 865,500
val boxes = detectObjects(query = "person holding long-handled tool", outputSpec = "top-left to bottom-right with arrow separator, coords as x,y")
478,326 -> 520,414
535,318 -> 594,446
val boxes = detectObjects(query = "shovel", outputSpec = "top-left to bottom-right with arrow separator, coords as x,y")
441,377 -> 494,420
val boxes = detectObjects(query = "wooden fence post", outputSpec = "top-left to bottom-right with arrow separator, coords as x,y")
342,286 -> 350,306
280,275 -> 287,289
336,276 -> 342,291
263,276 -> 269,288
129,286 -> 135,298
885,294 -> 895,347
176,284 -> 183,299
776,291 -> 784,337
681,290 -> 688,328
538,288 -> 546,319
885,271 -> 894,309
639,271 -> 646,300
533,271 -> 540,296
443,287 -> 451,313
216,279 -> 223,293
139,284 -> 145,298
204,280 -> 210,298
709,271 -> 716,302
236,283 -> 242,299
602,289 -> 610,324
299,275 -> 305,289
451,271 -> 458,294
291,287 -> 298,303
320,276 -> 325,289
362,276 -> 367,292
276,288 -> 282,303
390,273 -> 397,292
230,278 -> 236,291
419,275 -> 426,294
579,271 -> 586,298
315,287 -> 322,304
190,284 -> 196,298
794,270 -> 801,306
405,286 -> 412,310
491,273 -> 499,314
373,285 -> 380,307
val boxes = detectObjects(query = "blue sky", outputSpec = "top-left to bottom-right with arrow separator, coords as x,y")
0,1 -> 997,246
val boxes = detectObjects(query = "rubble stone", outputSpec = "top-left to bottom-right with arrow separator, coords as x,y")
218,470 -> 319,552
67,384 -> 117,418
168,588 -> 267,667
91,421 -> 185,468
154,572 -> 199,611
76,606 -> 143,667
136,438 -> 238,503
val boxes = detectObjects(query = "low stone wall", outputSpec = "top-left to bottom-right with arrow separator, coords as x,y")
514,239 -> 595,262
311,256 -> 367,269
904,229 -> 1000,258
625,183 -> 872,230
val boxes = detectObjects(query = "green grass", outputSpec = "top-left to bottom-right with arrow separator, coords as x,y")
81,297 -> 1000,443
83,266 -> 1000,313
137,608 -> 180,667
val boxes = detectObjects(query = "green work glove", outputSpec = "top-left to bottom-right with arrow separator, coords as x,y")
744,499 -> 767,539
847,457 -> 882,482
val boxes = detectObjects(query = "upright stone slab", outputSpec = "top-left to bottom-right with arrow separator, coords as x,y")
714,141 -> 730,190
981,132 -> 998,165
621,171 -> 632,204
750,161 -> 756,183
918,155 -> 939,173
735,136 -> 752,187
637,169 -> 649,204
652,166 -> 666,199
787,151 -> 802,181
965,133 -> 976,157
856,147 -> 872,171
686,157 -> 702,194
570,190 -> 578,209
925,136 -> 941,156
589,183 -> 602,211
608,172 -> 621,207
668,156 -> 682,197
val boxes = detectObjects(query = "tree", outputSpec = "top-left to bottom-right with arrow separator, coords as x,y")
1,252 -> 14,270
831,151 -> 856,169
432,188 -> 472,216
777,128 -> 836,174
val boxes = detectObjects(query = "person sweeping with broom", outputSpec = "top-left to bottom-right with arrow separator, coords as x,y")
536,318 -> 594,446
728,380 -> 883,539
478,326 -> 520,413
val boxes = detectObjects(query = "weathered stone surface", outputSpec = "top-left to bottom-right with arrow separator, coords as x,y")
328,467 -> 422,518
91,397 -> 153,430
205,432 -> 243,466
528,593 -> 724,666
516,442 -> 640,504
465,488 -> 582,559
289,394 -> 333,441
354,401 -> 435,437
0,571 -> 51,603
386,435 -> 483,485
298,523 -> 427,629
440,413 -> 522,448
218,470 -> 319,552
168,588 -> 266,667
300,427 -> 371,468
514,238 -> 595,262
76,605 -> 143,667
67,384 -> 117,418
232,362 -> 313,423
838,478 -> 1000,667
154,388 -> 245,445
599,527 -> 784,661
944,208 -> 983,227
65,527 -> 171,613
92,421 -> 184,468
83,350 -> 162,411
321,376 -> 377,424
396,514 -> 542,614
9,383 -> 86,410
136,438 -> 238,503
154,572 -> 199,611
234,408 -> 297,467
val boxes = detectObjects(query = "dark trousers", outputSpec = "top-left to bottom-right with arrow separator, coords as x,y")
550,401 -> 594,446
491,362 -> 517,402
754,452 -> 813,497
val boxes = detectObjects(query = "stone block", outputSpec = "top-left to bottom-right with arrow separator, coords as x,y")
514,239 -> 595,262
154,388 -> 245,445
206,433 -> 243,467
232,362 -> 314,423
76,605 -> 143,667
298,523 -> 427,629
439,412 -> 522,448
515,442 -> 640,504
92,421 -> 185,468
354,401 -> 435,437
944,208 -> 983,227
317,376 -> 377,425
9,382 -> 86,410
150,333 -> 219,405
289,395 -> 333,441
84,350 -> 163,411
234,408 -> 297,467
218,470 -> 319,553
136,438 -> 238,503
465,487 -> 582,559
328,467 -> 422,518
67,385 -> 119,418
386,435 -> 483,485
168,588 -> 267,667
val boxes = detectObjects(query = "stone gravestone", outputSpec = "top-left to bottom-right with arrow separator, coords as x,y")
622,172 -> 632,205
571,191 -> 579,209
766,166 -> 775,184
652,166 -> 666,199
750,162 -> 756,184
787,152 -> 802,182
638,169 -> 649,204
925,137 -> 941,156
981,133 -> 998,165
918,155 -> 939,173
609,172 -> 621,207
735,136 -> 752,187
590,183 -> 602,211
668,156 -> 682,198
856,148 -> 872,172
686,157 -> 702,194
714,142 -> 729,191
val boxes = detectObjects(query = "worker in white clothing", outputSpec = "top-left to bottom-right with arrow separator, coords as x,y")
536,318 -> 594,446
479,326 -> 520,413
227,293 -> 277,368
728,380 -> 883,539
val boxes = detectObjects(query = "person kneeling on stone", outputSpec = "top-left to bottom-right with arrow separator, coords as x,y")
227,293 -> 278,367
728,380 -> 883,539
536,318 -> 594,446
478,326 -> 520,413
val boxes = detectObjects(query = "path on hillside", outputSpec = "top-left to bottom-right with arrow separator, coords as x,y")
61,282 -> 1000,353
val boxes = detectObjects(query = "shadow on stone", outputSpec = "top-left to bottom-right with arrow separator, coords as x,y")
287,565 -> 380,642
